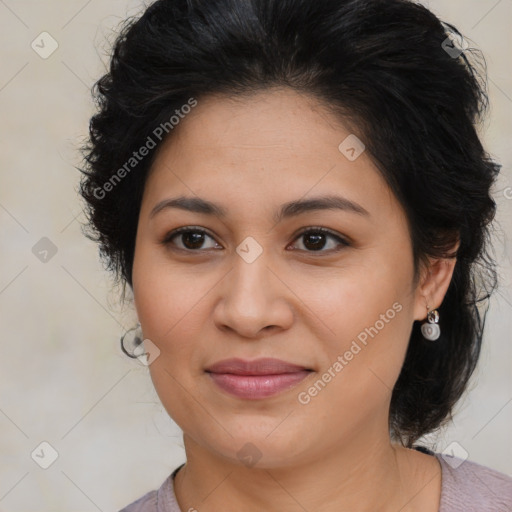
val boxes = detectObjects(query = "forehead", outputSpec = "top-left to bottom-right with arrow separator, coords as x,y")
153,88 -> 350,162
143,88 -> 400,224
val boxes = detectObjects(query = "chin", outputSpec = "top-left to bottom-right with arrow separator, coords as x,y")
206,431 -> 311,470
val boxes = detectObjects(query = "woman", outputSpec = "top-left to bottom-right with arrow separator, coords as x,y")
78,0 -> 512,510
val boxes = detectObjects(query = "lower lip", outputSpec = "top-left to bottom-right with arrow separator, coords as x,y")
207,371 -> 311,399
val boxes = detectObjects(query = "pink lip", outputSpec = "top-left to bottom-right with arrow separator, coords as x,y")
205,358 -> 312,400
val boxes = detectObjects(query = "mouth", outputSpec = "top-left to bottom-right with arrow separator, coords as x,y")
205,358 -> 313,400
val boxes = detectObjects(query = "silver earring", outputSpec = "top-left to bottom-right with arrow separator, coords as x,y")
121,322 -> 143,358
421,306 -> 440,341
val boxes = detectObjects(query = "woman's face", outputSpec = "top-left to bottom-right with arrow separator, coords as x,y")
132,88 -> 442,468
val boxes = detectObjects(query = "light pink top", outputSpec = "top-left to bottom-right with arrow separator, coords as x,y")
119,452 -> 512,511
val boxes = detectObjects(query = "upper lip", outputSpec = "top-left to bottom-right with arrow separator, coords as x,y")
205,358 -> 312,375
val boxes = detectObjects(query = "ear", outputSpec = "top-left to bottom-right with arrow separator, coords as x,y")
413,240 -> 460,322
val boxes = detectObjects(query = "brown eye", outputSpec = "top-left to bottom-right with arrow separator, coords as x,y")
290,228 -> 350,253
162,227 -> 220,251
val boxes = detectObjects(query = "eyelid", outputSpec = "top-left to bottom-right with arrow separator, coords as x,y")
292,226 -> 349,243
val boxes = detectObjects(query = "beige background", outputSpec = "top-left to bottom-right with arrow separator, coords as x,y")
0,0 -> 511,510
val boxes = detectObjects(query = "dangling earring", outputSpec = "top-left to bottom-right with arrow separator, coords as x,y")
421,305 -> 440,341
120,322 -> 143,358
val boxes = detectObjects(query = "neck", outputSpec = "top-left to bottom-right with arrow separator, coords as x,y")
173,431 -> 438,512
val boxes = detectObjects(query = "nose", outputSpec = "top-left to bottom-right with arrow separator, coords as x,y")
212,252 -> 294,339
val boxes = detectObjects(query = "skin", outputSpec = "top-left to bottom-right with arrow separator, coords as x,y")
131,87 -> 458,512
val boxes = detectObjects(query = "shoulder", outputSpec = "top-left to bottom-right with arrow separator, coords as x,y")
118,466 -> 184,512
434,452 -> 512,511
118,490 -> 157,512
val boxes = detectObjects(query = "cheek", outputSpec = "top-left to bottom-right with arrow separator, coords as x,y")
296,261 -> 407,337
303,258 -> 414,386
132,246 -> 212,374
132,241 -> 190,336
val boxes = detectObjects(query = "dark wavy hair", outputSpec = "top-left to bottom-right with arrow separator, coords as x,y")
78,0 -> 501,447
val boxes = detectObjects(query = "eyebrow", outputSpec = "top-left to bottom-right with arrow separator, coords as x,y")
149,194 -> 370,222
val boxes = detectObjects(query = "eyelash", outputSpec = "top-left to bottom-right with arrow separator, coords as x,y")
160,226 -> 350,255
